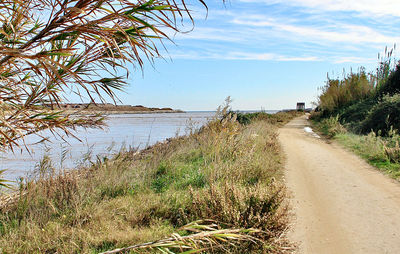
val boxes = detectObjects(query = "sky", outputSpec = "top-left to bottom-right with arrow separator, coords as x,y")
117,0 -> 400,111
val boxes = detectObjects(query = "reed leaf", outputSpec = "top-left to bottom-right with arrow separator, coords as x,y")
0,0 -> 204,154
0,169 -> 12,189
100,220 -> 262,254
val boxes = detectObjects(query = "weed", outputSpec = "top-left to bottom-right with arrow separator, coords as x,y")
315,116 -> 347,138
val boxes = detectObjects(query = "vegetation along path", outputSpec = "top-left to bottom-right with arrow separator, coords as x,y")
280,114 -> 400,254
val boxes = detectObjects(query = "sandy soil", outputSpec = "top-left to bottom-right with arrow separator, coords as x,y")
279,115 -> 400,254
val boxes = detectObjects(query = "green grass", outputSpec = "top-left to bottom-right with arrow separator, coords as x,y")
0,111 -> 300,253
311,115 -> 347,138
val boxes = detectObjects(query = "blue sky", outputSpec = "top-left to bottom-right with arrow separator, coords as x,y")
118,0 -> 400,111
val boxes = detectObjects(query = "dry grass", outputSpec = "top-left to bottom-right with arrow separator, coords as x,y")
0,112 -> 299,253
99,220 -> 263,254
311,115 -> 347,138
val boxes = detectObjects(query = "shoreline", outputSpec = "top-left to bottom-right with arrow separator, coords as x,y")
65,109 -> 185,115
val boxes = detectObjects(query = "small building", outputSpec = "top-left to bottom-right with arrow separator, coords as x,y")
296,102 -> 305,110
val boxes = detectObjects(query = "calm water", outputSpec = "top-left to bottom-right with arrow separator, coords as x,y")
0,112 -> 215,181
1,110 -> 278,182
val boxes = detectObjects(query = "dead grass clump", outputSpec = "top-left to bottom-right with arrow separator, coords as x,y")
314,115 -> 347,138
1,172 -> 80,226
384,141 -> 400,163
181,182 -> 290,253
189,182 -> 288,233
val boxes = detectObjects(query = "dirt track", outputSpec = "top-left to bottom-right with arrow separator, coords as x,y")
279,115 -> 400,254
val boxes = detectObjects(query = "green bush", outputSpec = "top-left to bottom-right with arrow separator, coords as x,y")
318,69 -> 374,114
233,112 -> 270,125
232,111 -> 302,126
360,94 -> 400,135
377,64 -> 400,97
317,116 -> 347,138
338,97 -> 376,132
315,47 -> 400,137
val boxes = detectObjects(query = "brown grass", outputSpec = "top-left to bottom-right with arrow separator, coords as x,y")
0,112 -> 299,253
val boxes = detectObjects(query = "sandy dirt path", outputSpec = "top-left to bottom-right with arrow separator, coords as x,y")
279,115 -> 400,254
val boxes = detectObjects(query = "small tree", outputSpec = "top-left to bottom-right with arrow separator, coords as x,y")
0,0 -> 204,151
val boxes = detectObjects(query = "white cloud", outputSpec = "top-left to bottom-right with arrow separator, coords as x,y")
166,47 -> 382,64
224,51 -> 321,61
231,17 -> 400,44
279,56 -> 320,61
167,50 -> 321,61
332,56 -> 375,64
158,1 -> 400,64
167,27 -> 246,42
238,0 -> 400,18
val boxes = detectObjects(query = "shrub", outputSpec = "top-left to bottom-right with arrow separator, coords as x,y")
377,63 -> 400,97
318,69 -> 375,114
233,111 -> 302,126
314,47 -> 400,136
317,116 -> 347,138
338,97 -> 376,132
359,94 -> 400,135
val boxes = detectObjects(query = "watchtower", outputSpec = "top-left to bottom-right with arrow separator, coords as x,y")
296,102 -> 305,110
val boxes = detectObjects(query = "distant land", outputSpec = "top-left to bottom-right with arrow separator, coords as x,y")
45,103 -> 184,114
